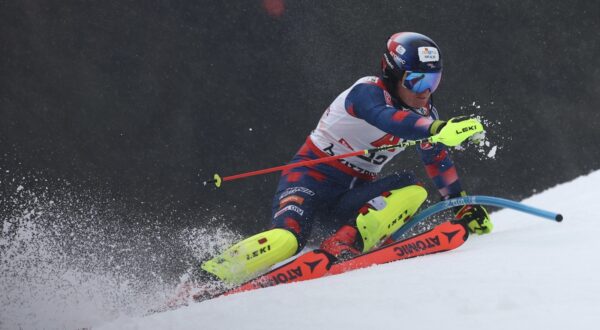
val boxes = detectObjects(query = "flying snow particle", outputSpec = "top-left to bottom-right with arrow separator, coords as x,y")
487,146 -> 498,159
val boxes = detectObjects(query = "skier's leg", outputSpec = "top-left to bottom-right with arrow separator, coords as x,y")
332,171 -> 421,222
200,228 -> 299,284
269,167 -> 347,254
201,167 -> 340,284
321,172 -> 427,256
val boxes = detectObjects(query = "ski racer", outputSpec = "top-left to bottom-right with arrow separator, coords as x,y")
201,32 -> 493,285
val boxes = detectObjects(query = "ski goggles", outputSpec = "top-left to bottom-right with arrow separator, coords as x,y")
401,70 -> 442,94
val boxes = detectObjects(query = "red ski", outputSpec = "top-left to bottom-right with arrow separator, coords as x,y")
214,220 -> 468,299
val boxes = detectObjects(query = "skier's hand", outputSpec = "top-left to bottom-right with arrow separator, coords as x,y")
430,116 -> 484,147
453,204 -> 493,235
447,191 -> 493,235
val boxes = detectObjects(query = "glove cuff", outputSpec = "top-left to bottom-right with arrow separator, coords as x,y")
429,120 -> 447,135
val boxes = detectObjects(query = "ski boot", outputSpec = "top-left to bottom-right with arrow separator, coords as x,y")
321,185 -> 427,258
200,228 -> 299,285
355,185 -> 427,252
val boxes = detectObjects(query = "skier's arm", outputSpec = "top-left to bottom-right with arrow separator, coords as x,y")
416,142 -> 463,198
418,119 -> 493,235
345,83 -> 444,141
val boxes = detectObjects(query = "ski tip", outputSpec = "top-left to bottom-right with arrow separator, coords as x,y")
555,214 -> 563,222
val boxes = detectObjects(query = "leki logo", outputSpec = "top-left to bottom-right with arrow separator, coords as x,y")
387,212 -> 406,229
246,245 -> 271,260
455,125 -> 477,134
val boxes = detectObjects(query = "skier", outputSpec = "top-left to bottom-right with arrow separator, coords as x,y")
201,32 -> 493,285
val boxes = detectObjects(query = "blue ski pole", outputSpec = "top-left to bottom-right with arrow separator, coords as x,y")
391,195 -> 563,241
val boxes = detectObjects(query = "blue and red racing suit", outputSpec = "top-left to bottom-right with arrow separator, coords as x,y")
271,76 -> 463,250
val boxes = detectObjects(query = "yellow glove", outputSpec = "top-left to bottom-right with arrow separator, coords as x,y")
430,116 -> 485,147
454,204 -> 493,235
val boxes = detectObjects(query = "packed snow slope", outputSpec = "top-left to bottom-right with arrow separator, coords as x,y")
99,171 -> 600,330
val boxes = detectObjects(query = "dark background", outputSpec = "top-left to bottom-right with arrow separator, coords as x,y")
2,0 -> 599,235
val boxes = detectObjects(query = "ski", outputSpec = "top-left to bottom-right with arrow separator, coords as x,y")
203,220 -> 468,301
154,195 -> 560,312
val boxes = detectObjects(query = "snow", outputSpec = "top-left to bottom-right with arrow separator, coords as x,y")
97,170 -> 600,330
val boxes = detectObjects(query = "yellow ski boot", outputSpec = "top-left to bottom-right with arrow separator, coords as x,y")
201,228 -> 298,284
356,185 -> 427,252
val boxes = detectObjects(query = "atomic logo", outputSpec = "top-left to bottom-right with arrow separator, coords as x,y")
304,259 -> 323,273
442,230 -> 460,242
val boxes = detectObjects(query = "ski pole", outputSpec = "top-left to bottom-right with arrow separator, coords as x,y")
204,138 -> 431,187
204,116 -> 485,187
391,195 -> 563,241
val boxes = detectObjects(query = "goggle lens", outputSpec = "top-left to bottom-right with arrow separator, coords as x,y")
402,71 -> 442,93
